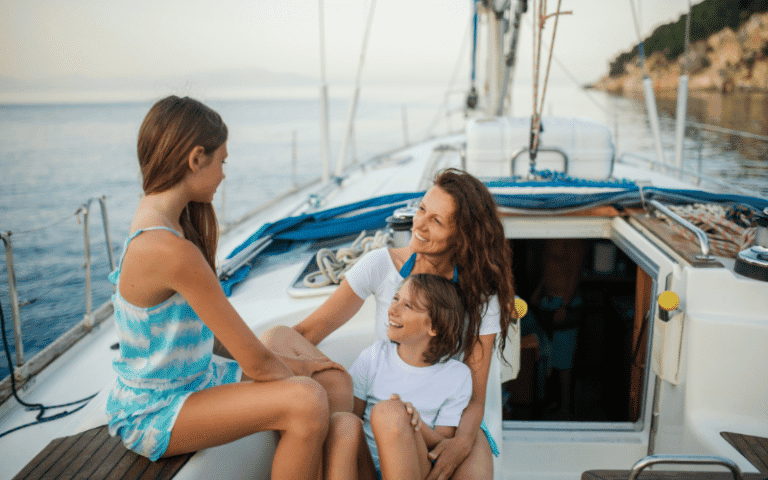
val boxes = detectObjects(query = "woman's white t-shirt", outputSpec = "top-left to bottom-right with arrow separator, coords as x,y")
344,248 -> 502,342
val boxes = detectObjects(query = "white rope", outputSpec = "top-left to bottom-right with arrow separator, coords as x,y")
303,229 -> 392,287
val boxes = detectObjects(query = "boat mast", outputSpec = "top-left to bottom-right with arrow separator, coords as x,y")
497,0 -> 526,115
318,0 -> 331,184
475,0 -> 525,117
484,0 -> 508,117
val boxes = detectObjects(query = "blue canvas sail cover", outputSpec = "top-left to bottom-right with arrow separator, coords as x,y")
220,192 -> 423,296
219,182 -> 768,296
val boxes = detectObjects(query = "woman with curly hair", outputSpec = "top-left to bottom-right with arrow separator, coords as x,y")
262,168 -> 516,479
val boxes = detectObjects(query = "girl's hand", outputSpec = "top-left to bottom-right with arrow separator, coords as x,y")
426,435 -> 473,480
281,355 -> 346,378
390,393 -> 422,431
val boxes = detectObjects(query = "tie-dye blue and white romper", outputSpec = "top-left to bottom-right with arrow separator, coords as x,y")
105,226 -> 241,461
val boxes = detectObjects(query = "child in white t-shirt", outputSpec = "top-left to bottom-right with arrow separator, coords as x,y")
326,273 -> 472,480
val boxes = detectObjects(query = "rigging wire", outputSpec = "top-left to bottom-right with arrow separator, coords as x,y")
628,0 -> 646,70
422,8 -> 474,140
0,299 -> 97,439
519,13 -> 611,116
529,0 -> 571,167
8,206 -> 84,235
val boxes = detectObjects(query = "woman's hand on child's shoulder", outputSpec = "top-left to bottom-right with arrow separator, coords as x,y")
389,393 -> 422,431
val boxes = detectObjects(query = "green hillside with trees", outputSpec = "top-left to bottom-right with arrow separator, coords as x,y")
609,0 -> 768,77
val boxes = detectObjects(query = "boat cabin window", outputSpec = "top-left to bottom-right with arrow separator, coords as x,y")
503,238 -> 652,425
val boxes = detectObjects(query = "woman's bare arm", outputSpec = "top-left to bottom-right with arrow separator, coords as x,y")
293,279 -> 365,345
425,333 -> 495,480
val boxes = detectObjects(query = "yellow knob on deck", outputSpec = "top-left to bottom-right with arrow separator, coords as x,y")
513,296 -> 528,320
658,290 -> 679,312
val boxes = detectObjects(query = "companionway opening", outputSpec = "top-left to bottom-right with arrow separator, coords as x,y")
503,238 -> 653,425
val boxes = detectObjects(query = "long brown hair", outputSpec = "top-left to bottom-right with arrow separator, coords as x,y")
137,95 -> 228,270
433,168 -> 515,362
406,274 -> 466,365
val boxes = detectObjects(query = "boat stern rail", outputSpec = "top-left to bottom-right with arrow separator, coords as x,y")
1,196 -> 116,406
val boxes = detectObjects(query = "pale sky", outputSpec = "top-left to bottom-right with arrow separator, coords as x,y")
0,0 -> 694,101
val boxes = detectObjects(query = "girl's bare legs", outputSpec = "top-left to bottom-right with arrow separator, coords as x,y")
260,325 -> 353,413
324,412 -> 378,480
450,430 -> 493,480
370,399 -> 432,480
164,376 -> 328,480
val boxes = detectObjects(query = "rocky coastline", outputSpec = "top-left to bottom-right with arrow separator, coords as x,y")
592,12 -> 768,95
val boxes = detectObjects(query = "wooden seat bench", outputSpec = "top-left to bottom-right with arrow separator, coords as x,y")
13,425 -> 193,480
721,431 -> 768,475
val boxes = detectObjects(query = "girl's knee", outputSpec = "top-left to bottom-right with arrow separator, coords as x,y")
329,412 -> 363,445
315,367 -> 353,397
258,325 -> 293,349
284,377 -> 329,432
370,399 -> 410,437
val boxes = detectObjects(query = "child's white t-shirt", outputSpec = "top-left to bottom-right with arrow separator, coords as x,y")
344,248 -> 502,342
349,340 -> 473,471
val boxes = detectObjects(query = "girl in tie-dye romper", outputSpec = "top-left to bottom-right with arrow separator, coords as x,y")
105,96 -> 335,479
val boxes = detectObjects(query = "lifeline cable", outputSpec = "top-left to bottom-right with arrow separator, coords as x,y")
0,299 -> 97,439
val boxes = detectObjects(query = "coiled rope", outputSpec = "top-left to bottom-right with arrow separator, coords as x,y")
303,229 -> 392,287
653,203 -> 758,257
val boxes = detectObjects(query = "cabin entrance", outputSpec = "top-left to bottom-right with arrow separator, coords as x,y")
502,237 -> 653,425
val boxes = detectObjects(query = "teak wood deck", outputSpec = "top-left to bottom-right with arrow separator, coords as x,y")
12,425 -> 193,480
722,431 -> 768,474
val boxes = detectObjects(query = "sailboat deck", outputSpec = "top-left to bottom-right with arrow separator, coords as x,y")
627,210 -> 725,268
12,426 -> 192,480
721,432 -> 768,474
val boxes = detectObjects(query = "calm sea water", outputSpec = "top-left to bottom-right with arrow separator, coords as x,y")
1,85 -> 767,379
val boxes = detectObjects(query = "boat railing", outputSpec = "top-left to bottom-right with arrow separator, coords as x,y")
510,146 -> 569,176
1,196 -> 116,404
628,454 -> 744,480
648,200 -> 714,261
617,152 -> 764,199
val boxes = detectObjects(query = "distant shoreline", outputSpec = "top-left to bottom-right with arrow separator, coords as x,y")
592,11 -> 768,96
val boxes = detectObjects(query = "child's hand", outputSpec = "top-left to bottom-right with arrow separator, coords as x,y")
390,393 -> 422,431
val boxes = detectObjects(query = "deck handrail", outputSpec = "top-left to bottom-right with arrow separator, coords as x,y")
628,454 -> 744,480
648,200 -> 714,261
1,196 -> 116,404
81,196 -> 116,322
617,152 -> 767,200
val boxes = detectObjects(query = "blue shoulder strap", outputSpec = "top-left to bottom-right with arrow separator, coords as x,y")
398,253 -> 459,284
